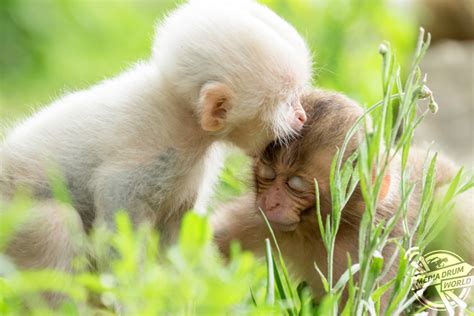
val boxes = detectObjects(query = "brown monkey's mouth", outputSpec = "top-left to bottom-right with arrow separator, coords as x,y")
269,221 -> 298,232
257,205 -> 300,232
301,206 -> 315,217
298,206 -> 319,225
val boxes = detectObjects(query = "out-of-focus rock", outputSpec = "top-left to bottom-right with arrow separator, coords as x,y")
416,41 -> 474,169
419,0 -> 474,42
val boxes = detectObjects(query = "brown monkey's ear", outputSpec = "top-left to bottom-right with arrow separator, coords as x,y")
371,168 -> 392,202
199,82 -> 234,132
379,173 -> 391,201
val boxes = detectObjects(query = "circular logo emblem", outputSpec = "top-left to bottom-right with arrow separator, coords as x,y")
412,250 -> 473,311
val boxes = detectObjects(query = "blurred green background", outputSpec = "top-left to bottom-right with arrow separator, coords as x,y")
0,0 -> 417,121
0,1 -> 472,313
1,0 -> 472,165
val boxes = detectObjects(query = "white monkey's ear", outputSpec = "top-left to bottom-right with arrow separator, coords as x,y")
199,82 -> 234,132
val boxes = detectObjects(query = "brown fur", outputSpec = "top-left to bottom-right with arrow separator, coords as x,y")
213,89 -> 466,306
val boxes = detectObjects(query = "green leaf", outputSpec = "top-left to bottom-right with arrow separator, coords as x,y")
314,262 -> 329,294
333,263 -> 360,293
371,278 -> 395,304
259,209 -> 298,315
264,239 -> 275,305
316,293 -> 340,316
364,250 -> 384,295
314,179 -> 326,244
178,212 -> 212,260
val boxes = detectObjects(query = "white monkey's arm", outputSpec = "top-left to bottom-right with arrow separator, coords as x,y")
193,143 -> 226,215
92,147 -> 209,244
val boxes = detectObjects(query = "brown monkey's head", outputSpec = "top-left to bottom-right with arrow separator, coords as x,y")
254,90 -> 366,232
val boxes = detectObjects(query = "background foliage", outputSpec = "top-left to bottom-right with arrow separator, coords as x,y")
0,0 -> 416,121
4,0 -> 468,315
0,0 -> 418,202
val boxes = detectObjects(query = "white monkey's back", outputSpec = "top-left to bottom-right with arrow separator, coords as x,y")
1,63 -> 161,197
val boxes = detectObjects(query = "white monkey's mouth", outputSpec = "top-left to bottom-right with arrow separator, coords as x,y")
273,128 -> 300,148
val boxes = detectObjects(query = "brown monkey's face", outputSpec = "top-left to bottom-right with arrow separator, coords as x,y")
254,148 -> 334,232
253,89 -> 368,232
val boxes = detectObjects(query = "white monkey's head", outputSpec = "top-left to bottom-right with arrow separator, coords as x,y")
152,0 -> 312,154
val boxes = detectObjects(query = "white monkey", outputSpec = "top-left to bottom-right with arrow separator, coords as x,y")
0,0 -> 312,280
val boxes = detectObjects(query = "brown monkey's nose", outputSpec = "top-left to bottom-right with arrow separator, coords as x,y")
267,203 -> 280,211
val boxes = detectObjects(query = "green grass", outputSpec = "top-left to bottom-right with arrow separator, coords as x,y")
260,29 -> 473,315
1,29 -> 472,315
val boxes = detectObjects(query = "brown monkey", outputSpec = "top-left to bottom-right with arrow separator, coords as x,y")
212,89 -> 465,301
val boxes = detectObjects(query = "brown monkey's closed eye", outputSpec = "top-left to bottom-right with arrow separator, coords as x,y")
287,176 -> 308,192
258,164 -> 276,180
